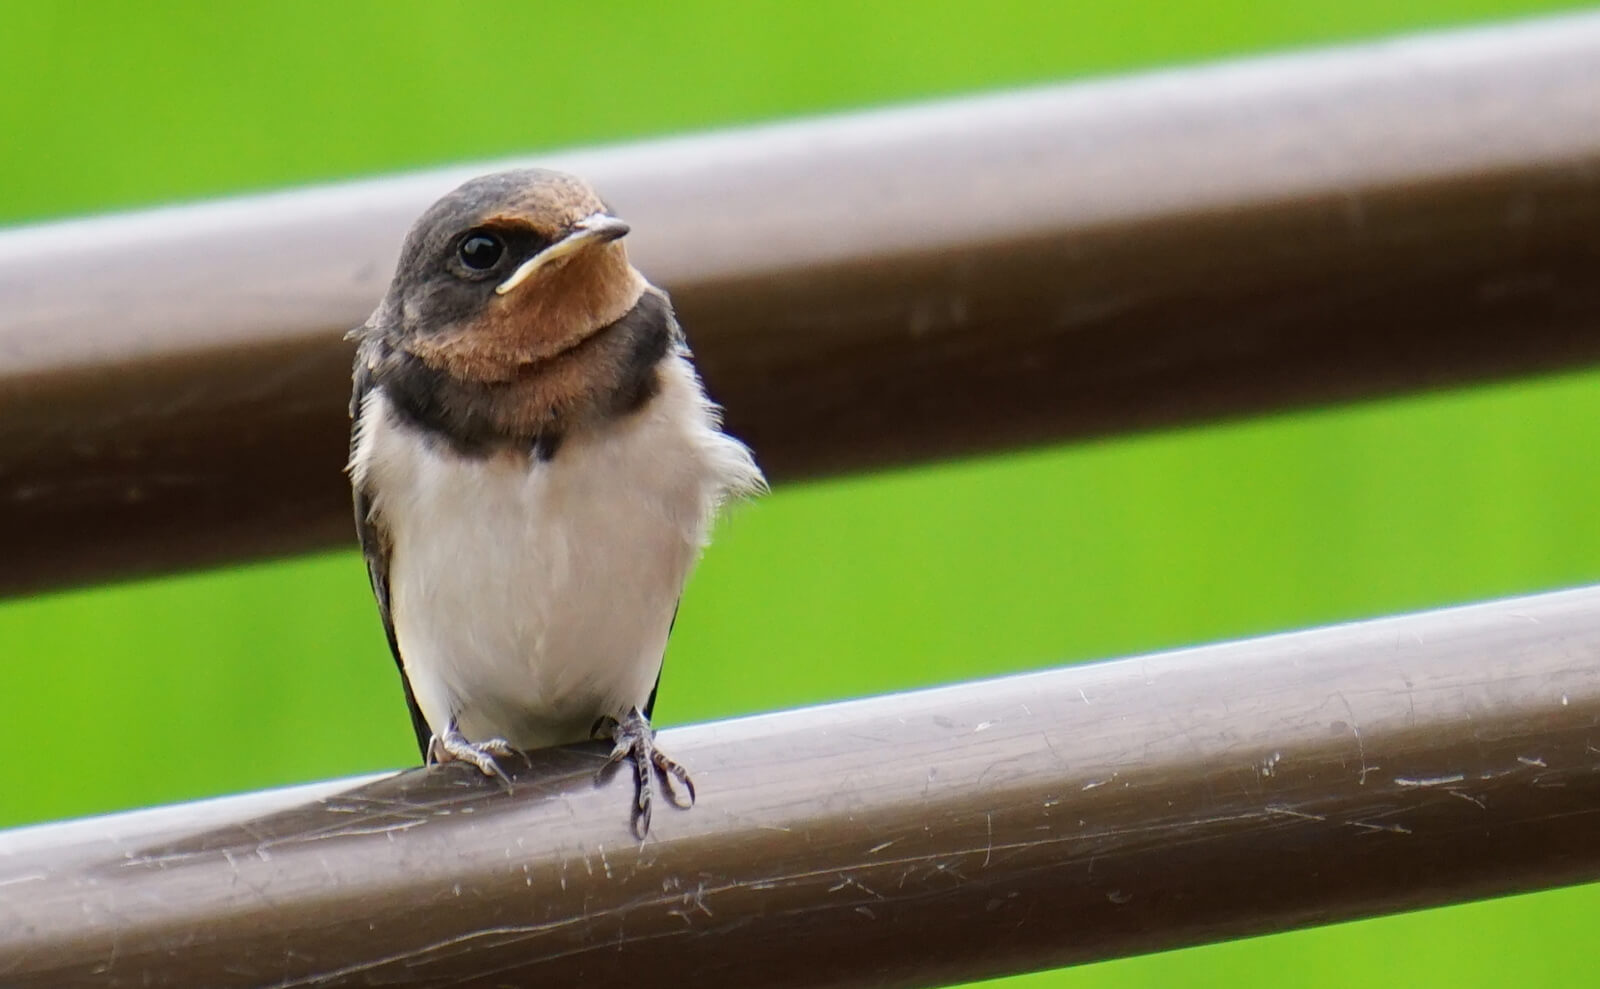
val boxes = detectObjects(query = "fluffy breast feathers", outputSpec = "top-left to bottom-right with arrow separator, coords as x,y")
349,351 -> 763,749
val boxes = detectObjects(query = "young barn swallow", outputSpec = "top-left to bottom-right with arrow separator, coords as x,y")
347,168 -> 764,834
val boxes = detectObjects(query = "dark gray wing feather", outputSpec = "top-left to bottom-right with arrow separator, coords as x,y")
352,365 -> 432,758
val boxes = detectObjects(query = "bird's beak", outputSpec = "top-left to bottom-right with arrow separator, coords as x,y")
495,213 -> 631,296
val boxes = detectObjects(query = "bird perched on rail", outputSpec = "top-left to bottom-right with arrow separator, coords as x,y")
347,168 -> 764,835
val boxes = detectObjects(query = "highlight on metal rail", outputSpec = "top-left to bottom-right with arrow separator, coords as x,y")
2,9 -> 1599,988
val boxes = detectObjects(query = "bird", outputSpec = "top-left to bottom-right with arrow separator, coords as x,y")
346,168 -> 764,835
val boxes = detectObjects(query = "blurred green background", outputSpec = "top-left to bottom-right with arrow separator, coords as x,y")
3,1 -> 1598,985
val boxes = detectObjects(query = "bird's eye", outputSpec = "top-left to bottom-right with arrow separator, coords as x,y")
457,231 -> 505,271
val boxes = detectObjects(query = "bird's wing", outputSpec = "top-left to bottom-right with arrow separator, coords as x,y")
351,368 -> 432,758
641,604 -> 677,722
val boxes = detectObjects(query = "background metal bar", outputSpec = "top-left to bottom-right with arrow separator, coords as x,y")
3,586 -> 1600,987
5,13 -> 1600,595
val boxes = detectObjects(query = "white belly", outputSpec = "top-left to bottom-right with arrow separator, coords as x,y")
353,355 -> 762,749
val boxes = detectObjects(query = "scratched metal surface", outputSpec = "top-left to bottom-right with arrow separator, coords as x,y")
3,13 -> 1600,595
2,585 -> 1598,987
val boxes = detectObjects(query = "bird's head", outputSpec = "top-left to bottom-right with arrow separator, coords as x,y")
367,168 -> 645,381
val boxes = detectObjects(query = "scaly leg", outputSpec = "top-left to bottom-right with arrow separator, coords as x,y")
596,706 -> 695,837
427,717 -> 523,787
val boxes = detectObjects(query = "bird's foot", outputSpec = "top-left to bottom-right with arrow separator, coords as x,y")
595,706 -> 694,838
427,719 -> 524,788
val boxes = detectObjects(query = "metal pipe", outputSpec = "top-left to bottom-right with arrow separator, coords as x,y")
4,13 -> 1600,594
4,584 -> 1599,987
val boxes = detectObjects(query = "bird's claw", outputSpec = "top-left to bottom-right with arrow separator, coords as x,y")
596,706 -> 694,838
427,720 -> 525,789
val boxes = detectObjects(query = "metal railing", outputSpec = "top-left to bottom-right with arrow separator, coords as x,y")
2,12 -> 1598,594
4,586 -> 1599,986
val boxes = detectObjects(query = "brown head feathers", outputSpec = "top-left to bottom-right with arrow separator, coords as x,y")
354,168 -> 676,456
363,168 -> 646,381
